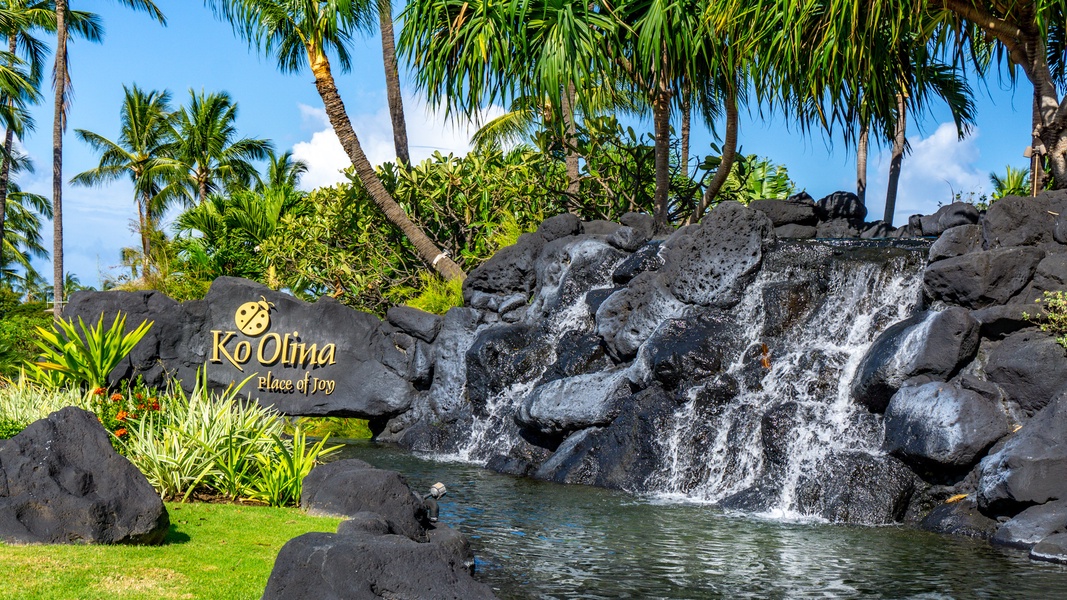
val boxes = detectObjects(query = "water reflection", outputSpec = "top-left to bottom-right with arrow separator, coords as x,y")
335,442 -> 1067,599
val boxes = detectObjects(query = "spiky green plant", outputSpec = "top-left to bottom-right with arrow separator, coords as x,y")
28,312 -> 153,389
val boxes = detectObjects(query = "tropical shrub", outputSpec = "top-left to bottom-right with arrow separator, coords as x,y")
1025,291 -> 1067,349
27,313 -> 153,390
0,418 -> 23,439
0,291 -> 53,377
119,371 -> 340,505
0,374 -> 90,426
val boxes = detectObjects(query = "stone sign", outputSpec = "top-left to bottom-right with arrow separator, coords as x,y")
64,277 -> 431,419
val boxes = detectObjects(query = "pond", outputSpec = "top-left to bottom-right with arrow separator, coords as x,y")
336,442 -> 1067,599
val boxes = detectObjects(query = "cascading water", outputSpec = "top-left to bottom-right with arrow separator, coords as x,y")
652,243 -> 927,517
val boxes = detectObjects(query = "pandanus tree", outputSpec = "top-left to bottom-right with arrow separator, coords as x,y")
206,0 -> 466,281
71,85 -> 185,268
50,0 -> 164,317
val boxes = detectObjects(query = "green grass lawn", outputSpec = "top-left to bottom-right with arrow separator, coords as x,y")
0,502 -> 342,599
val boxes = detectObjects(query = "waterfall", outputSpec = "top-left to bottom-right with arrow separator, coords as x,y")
651,245 -> 925,517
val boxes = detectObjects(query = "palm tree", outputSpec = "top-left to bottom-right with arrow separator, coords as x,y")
206,0 -> 465,280
0,181 -> 51,286
170,89 -> 272,204
260,148 -> 307,191
51,0 -> 164,319
377,0 -> 408,165
72,85 -> 185,267
990,165 -> 1031,200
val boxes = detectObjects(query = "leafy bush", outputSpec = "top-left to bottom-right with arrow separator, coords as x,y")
0,418 -> 23,439
27,313 -> 153,390
390,272 -> 464,315
119,370 -> 340,505
293,416 -> 373,440
1025,291 -> 1067,349
0,374 -> 90,425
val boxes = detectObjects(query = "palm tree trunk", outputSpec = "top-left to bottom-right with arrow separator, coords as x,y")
308,50 -> 464,280
857,121 -> 868,206
693,86 -> 738,224
652,89 -> 671,229
1031,87 -> 1045,195
560,83 -> 580,207
52,0 -> 67,318
680,91 -> 691,179
137,193 -> 151,271
884,94 -> 907,225
378,0 -> 409,166
0,34 -> 15,283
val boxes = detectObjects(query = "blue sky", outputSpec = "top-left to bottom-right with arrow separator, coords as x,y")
16,1 -> 1038,287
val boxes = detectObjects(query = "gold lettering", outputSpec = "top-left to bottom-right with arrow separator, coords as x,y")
211,331 -> 242,371
318,344 -> 337,366
257,333 -> 282,365
295,343 -> 318,367
234,341 -> 252,364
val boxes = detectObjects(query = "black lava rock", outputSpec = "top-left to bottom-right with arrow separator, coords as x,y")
985,330 -> 1067,415
920,497 -> 999,540
923,247 -> 1044,309
990,500 -> 1067,549
794,451 -> 918,525
301,459 -> 427,541
0,407 -> 169,545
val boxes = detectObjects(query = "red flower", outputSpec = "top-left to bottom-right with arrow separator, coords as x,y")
151,401 -> 160,411
110,393 -> 123,402
135,393 -> 144,401
116,411 -> 128,422
92,387 -> 106,396
114,428 -> 127,437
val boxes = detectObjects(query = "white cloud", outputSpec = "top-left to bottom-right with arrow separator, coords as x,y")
290,97 -> 505,191
867,122 -> 988,225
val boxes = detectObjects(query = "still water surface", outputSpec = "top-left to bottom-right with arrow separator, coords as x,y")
336,442 -> 1067,599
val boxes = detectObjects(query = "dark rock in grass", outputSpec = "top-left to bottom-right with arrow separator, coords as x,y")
922,246 -> 1044,308
262,530 -> 497,600
991,500 -> 1067,549
977,391 -> 1067,516
929,224 -> 982,263
301,459 -> 426,541
794,451 -> 918,525
1030,532 -> 1067,564
750,196 -> 818,227
532,386 -> 674,492
920,497 -> 999,540
985,330 -> 1067,415
386,306 -> 442,343
0,407 -> 169,545
851,308 -> 980,413
884,382 -> 1010,474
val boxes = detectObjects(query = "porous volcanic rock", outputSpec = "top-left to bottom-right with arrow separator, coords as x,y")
922,247 -> 1045,308
982,192 -> 1067,249
985,330 -> 1067,415
794,451 -> 918,525
919,497 -> 999,540
928,224 -> 982,263
0,407 -> 169,545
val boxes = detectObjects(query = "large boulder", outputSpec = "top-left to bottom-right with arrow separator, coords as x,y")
983,192 -> 1067,249
262,530 -> 497,600
928,224 -> 982,263
815,191 -> 866,223
919,497 -> 999,540
659,201 -> 775,308
527,237 -> 626,319
990,500 -> 1067,549
922,247 -> 1045,308
750,196 -> 818,227
532,386 -> 674,491
465,324 -> 551,412
0,407 -> 169,545
301,459 -> 426,541
595,272 -> 686,361
515,369 -> 633,437
985,330 -> 1067,415
884,382 -> 1010,474
851,308 -> 980,413
639,314 -> 730,391
977,392 -> 1067,515
794,451 -> 918,525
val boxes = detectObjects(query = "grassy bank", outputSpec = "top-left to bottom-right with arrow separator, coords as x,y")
0,502 -> 341,599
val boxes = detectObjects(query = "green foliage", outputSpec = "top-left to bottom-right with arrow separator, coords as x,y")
0,502 -> 341,600
1025,291 -> 1067,349
989,165 -> 1031,200
0,418 -> 23,439
118,370 -> 340,505
28,313 -> 153,390
0,374 -> 91,427
391,272 -> 465,316
292,417 -> 373,440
